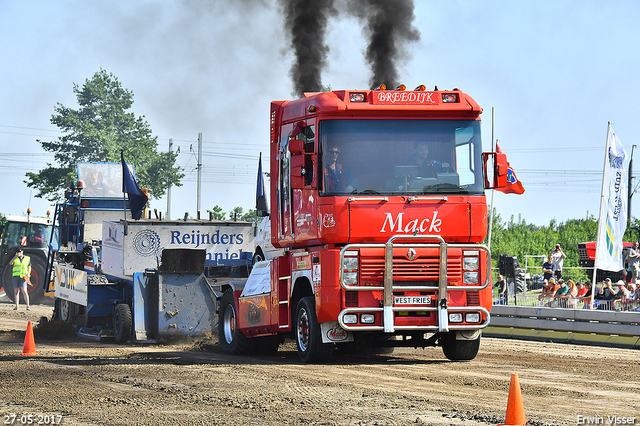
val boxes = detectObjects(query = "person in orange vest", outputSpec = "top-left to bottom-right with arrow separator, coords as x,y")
10,247 -> 31,310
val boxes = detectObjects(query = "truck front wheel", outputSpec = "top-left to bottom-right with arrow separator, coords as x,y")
218,290 -> 255,355
296,296 -> 333,363
441,331 -> 481,361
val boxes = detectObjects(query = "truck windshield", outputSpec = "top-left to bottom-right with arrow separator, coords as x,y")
319,119 -> 484,196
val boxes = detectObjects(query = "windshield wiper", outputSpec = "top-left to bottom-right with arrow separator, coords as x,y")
351,189 -> 381,195
421,183 -> 469,194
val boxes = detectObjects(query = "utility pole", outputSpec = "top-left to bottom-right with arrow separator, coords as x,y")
629,145 -> 636,227
197,132 -> 202,220
167,138 -> 173,220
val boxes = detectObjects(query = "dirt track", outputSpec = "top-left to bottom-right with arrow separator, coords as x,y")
1,296 -> 638,426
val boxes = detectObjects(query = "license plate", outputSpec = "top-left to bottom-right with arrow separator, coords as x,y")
394,296 -> 432,305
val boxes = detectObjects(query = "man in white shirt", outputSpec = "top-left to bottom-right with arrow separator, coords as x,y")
550,244 -> 566,280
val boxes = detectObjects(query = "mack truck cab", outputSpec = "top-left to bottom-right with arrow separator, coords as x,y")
217,86 -> 509,363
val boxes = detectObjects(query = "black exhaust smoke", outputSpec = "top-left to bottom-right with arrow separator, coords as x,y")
280,0 -> 337,97
346,0 -> 420,89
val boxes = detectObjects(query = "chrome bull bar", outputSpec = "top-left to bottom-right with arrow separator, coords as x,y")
339,235 -> 491,333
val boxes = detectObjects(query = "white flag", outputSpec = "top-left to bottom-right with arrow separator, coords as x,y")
595,123 -> 628,271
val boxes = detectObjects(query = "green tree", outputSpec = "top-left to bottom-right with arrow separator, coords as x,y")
207,205 -> 226,220
228,206 -> 244,221
241,209 -> 259,226
26,69 -> 183,202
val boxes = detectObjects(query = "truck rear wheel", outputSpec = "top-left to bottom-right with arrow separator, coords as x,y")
114,303 -> 133,344
218,290 -> 255,355
441,331 -> 481,361
296,296 -> 333,363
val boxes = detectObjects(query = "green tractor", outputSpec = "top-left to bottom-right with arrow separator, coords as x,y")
0,212 -> 53,305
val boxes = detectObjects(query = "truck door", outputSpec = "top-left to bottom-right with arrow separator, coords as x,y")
277,124 -> 294,243
277,121 -> 318,245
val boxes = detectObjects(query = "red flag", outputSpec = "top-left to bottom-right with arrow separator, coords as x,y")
495,143 -> 525,195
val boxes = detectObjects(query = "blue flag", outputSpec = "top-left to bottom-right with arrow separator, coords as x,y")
121,151 -> 148,220
256,152 -> 269,215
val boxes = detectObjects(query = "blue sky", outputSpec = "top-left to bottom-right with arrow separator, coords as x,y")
1,0 -> 639,227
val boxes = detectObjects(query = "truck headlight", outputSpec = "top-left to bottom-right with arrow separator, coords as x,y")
343,314 -> 358,324
342,257 -> 358,270
360,314 -> 375,324
463,271 -> 479,284
463,256 -> 479,271
343,272 -> 358,285
449,313 -> 463,323
465,313 -> 481,323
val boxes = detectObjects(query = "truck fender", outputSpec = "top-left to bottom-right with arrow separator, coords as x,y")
291,269 -> 313,299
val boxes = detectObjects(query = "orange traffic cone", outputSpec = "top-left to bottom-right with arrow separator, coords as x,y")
20,321 -> 39,356
498,373 -> 526,426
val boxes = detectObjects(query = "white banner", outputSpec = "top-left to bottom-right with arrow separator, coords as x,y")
53,264 -> 88,306
101,221 -> 256,276
595,123 -> 628,271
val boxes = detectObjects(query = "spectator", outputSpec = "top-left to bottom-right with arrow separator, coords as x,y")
550,244 -> 567,281
541,254 -> 556,281
613,280 -> 630,310
627,242 -> 640,284
553,280 -> 570,307
538,279 -> 554,303
563,280 -> 579,308
493,274 -> 508,305
594,278 -> 617,310
625,282 -> 638,309
577,281 -> 593,309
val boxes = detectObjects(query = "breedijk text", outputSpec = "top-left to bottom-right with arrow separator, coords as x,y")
170,230 -> 244,248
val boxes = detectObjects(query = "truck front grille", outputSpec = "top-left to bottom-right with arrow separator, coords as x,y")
360,255 -> 463,283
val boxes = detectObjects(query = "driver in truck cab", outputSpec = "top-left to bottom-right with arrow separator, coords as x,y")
410,140 -> 451,178
323,145 -> 356,193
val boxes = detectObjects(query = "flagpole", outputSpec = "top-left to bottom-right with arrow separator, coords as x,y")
487,108 -> 495,251
591,122 -> 612,308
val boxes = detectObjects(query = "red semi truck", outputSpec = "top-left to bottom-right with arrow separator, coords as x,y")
217,86 -> 509,362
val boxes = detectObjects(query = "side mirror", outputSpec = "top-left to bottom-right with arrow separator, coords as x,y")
482,152 -> 508,189
289,138 -> 305,155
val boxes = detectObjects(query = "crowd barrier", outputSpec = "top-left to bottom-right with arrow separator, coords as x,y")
484,303 -> 640,348
492,293 -> 640,312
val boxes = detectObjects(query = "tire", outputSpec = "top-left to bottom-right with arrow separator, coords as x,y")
114,303 -> 133,344
2,256 -> 46,304
296,296 -> 333,363
2,265 -> 15,302
441,331 -> 481,361
26,257 -> 46,305
252,248 -> 265,265
55,298 -> 70,322
218,290 -> 255,355
55,298 -> 83,327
